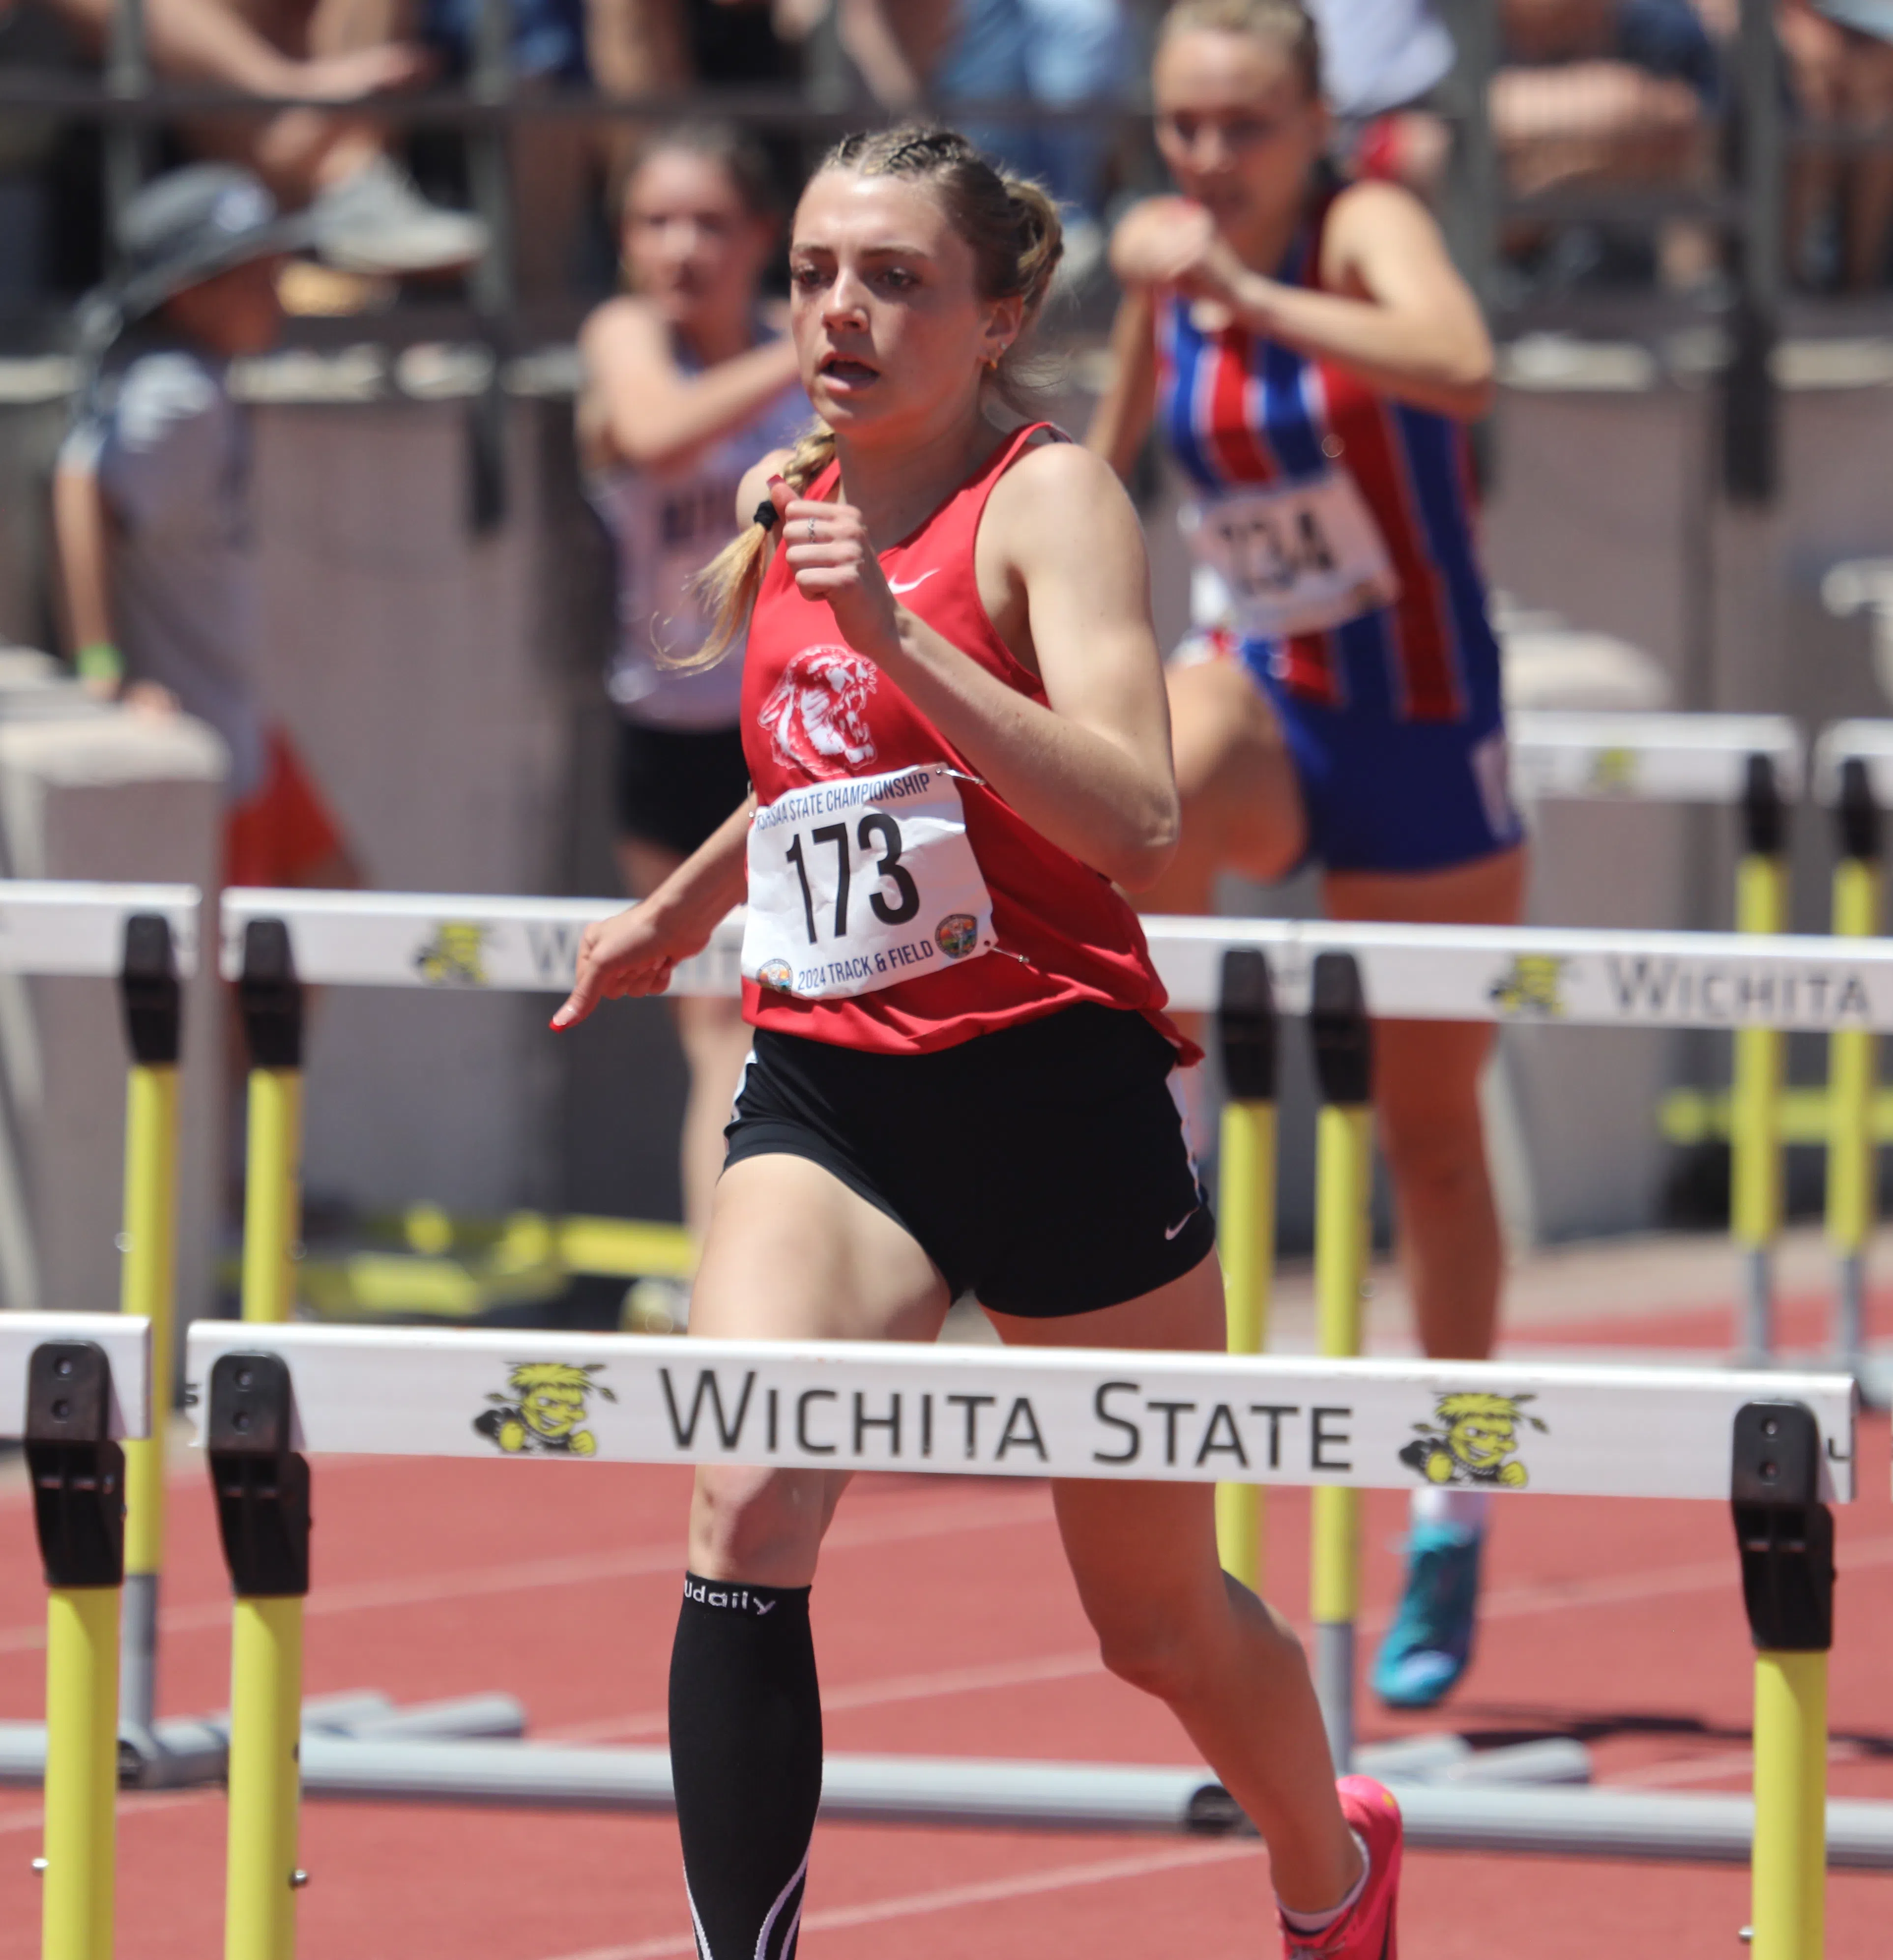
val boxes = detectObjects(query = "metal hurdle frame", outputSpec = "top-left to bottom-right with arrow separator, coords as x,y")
0,882 -> 194,1788
1813,722 -> 1893,1406
1510,709 -> 1805,1363
202,894 -> 1893,1936
2,1311 -> 154,1960
177,1319 -> 1869,1960
0,883 -> 523,1808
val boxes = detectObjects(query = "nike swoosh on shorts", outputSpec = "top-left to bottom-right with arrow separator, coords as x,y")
1164,1208 -> 1199,1241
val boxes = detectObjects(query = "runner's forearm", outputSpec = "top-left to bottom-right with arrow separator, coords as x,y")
876,615 -> 1177,891
1084,290 -> 1159,483
594,337 -> 803,474
1225,273 -> 1493,421
647,797 -> 754,933
51,461 -> 116,659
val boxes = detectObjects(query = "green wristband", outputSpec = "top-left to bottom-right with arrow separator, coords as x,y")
76,642 -> 124,686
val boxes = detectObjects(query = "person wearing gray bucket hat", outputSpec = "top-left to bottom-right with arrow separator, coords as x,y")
53,161 -> 360,892
107,163 -> 315,326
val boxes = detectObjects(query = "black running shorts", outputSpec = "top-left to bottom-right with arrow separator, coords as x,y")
613,720 -> 752,860
723,1003 -> 1218,1316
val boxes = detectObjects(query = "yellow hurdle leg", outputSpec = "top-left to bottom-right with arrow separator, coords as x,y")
1215,1097 -> 1275,1589
241,1069 -> 303,1327
119,1063 -> 179,1733
1311,1102 -> 1371,1772
1733,851 -> 1787,1362
225,1597 -> 305,1960
1751,1649 -> 1827,1960
41,1585 -> 119,1960
1826,851 -> 1879,1364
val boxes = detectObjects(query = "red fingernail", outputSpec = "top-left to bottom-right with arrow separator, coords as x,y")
768,473 -> 786,487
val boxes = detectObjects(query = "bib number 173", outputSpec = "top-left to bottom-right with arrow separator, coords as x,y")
742,764 -> 997,1001
783,813 -> 919,943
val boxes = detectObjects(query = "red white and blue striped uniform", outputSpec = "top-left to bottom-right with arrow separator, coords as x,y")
1154,191 -> 1519,871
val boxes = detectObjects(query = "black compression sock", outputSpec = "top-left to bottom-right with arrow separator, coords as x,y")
669,1574 -> 822,1960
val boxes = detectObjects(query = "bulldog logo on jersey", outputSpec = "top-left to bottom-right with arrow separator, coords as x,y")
758,645 -> 878,778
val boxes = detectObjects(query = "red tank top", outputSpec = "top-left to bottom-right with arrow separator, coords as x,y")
739,422 -> 1189,1058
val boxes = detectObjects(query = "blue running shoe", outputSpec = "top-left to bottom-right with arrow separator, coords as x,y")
1371,1522 -> 1482,1711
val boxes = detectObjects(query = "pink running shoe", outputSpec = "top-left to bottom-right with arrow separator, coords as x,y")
1278,1775 -> 1403,1959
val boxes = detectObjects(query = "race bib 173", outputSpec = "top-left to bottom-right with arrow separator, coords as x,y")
742,764 -> 997,1001
1183,468 -> 1401,641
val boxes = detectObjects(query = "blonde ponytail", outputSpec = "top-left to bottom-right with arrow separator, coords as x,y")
679,421 -> 834,672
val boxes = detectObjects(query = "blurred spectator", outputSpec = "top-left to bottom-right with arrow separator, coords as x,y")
409,0 -> 804,304
576,124 -> 806,1240
1493,0 -> 1718,200
1309,0 -> 1457,193
2,0 -> 488,274
53,165 -> 361,889
833,0 -> 1129,233
1313,0 -> 1454,121
1779,0 -> 1893,288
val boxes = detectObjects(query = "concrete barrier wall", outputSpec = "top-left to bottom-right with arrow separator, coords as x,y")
0,655 -> 224,1341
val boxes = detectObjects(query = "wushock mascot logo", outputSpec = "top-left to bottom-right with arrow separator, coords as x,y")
474,1361 -> 614,1456
1399,1391 -> 1546,1489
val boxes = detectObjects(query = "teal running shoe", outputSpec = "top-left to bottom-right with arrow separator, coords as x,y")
1370,1522 -> 1483,1711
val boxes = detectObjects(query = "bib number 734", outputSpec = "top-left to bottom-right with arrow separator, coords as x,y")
743,764 -> 997,1001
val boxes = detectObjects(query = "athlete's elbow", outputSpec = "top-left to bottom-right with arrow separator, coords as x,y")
1439,345 -> 1496,420
1455,371 -> 1497,421
1109,797 -> 1181,893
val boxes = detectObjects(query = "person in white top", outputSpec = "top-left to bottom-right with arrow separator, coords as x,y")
578,123 -> 809,1246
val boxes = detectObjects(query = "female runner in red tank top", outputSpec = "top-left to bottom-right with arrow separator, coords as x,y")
553,126 -> 1401,1960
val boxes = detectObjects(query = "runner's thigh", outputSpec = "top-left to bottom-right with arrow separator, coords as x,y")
1167,657 -> 1306,887
692,1152 -> 950,1345
685,1153 -> 952,1581
988,1257 -> 1232,1632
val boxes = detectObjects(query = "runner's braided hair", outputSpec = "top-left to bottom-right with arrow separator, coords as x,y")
683,125 -> 1062,671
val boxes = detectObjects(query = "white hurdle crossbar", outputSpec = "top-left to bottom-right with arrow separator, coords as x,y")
0,1313 -> 151,1443
1813,720 -> 1893,809
175,1322 -> 1893,1883
1509,711 -> 1803,804
0,881 -> 200,978
224,885 -> 1893,1030
182,1322 -> 1856,1501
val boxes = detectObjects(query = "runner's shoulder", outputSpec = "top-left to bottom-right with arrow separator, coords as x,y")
989,430 -> 1138,543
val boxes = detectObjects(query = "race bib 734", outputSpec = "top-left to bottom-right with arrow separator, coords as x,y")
742,764 -> 997,1001
1184,467 -> 1400,641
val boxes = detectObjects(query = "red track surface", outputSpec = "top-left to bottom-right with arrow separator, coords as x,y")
2,1292 -> 1890,1959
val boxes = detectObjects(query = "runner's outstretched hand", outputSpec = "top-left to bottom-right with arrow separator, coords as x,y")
551,902 -> 702,1030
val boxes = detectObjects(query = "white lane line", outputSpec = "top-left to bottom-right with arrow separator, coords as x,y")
545,1648 -> 1106,1744
0,1788 -> 219,1837
0,1487 -> 1052,1657
1605,1740 -> 1870,1792
1458,1532 -> 1893,1639
547,1534 -> 1893,1744
542,1839 -> 1261,1960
